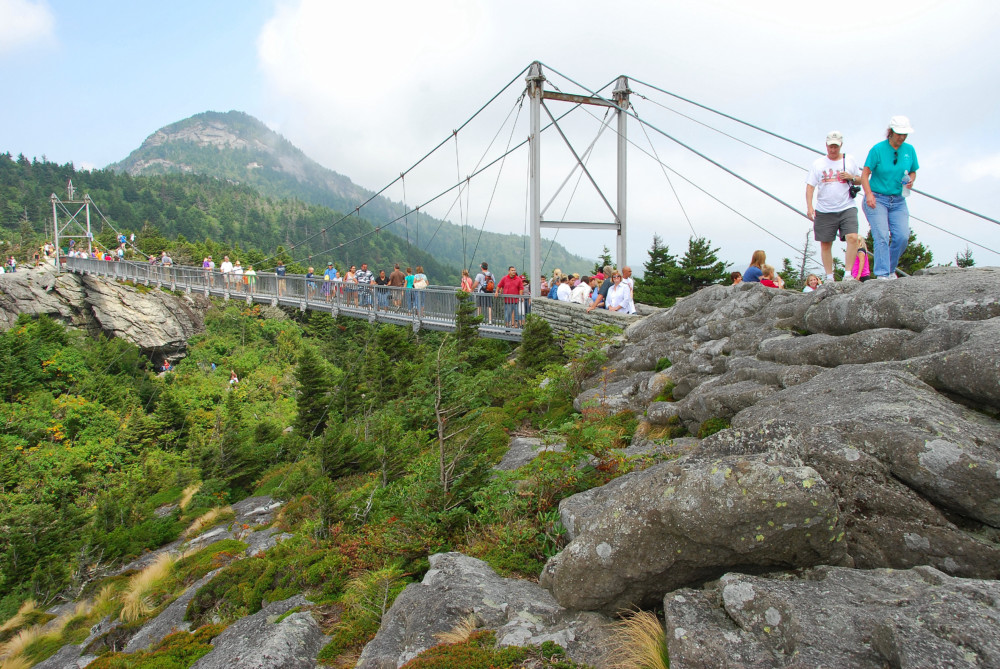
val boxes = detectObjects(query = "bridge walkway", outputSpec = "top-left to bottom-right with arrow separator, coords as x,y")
64,258 -> 527,341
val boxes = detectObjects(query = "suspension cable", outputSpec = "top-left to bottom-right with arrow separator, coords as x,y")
630,75 -> 1000,229
634,104 -> 696,237
262,64 -> 532,265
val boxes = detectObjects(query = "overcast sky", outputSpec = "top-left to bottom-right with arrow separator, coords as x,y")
2,0 -> 998,271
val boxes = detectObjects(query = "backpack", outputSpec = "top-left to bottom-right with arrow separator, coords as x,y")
484,273 -> 495,292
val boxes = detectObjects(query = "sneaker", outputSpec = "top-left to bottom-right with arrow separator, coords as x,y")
887,273 -> 898,280
875,276 -> 892,281
841,274 -> 855,281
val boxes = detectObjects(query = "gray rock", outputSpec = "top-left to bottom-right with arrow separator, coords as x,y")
191,595 -> 326,669
243,528 -> 294,557
124,569 -> 221,653
31,644 -> 96,669
231,496 -> 284,527
664,565 -> 1000,669
540,453 -> 847,614
495,436 -> 568,471
731,367 -> 1000,529
0,268 -> 209,354
573,371 -> 663,413
356,552 -> 611,668
800,266 -> 1000,334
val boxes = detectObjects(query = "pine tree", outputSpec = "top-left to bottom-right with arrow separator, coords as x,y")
956,246 -> 975,268
295,344 -> 331,438
633,234 -> 679,307
453,289 -> 482,355
593,245 -> 614,274
517,314 -> 564,372
676,237 -> 729,294
779,258 -> 800,290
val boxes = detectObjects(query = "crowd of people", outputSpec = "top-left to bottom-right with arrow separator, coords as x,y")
741,114 -> 918,292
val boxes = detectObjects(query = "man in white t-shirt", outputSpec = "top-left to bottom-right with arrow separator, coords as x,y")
220,255 -> 233,290
556,275 -> 572,302
806,131 -> 862,282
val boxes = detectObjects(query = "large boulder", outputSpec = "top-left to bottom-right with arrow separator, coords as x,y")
356,552 -> 611,668
664,565 -> 1000,668
539,453 -> 847,614
191,595 -> 326,669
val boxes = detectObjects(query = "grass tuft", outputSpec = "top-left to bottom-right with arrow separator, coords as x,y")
433,615 -> 479,645
179,483 -> 202,511
120,552 -> 176,623
605,610 -> 669,669
183,506 -> 231,539
0,601 -> 37,636
0,654 -> 32,669
0,624 -> 43,660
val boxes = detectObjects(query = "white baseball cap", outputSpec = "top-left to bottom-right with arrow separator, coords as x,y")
889,115 -> 914,134
825,131 -> 844,146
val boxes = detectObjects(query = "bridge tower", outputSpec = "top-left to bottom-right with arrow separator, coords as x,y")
527,61 -> 630,297
51,179 -> 95,265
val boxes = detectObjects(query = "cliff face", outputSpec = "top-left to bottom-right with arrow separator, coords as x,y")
0,266 -> 209,356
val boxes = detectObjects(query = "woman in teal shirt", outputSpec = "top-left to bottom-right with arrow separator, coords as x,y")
860,115 -> 919,279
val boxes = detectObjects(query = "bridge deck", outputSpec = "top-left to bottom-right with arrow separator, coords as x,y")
63,258 -> 526,341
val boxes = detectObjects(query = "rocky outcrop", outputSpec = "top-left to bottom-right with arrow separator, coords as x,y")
540,453 -> 847,614
664,565 -> 1000,668
495,436 -> 568,471
0,267 -> 209,355
124,569 -> 222,653
356,552 -> 611,668
541,268 -> 1000,615
191,595 -> 327,669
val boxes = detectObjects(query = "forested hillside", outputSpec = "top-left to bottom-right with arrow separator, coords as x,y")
109,110 -> 591,274
0,153 -> 456,282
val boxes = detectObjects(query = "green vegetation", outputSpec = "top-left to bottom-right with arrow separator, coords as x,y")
634,234 -> 730,307
87,624 -> 226,669
399,630 -> 585,668
697,417 -> 731,438
0,283 -> 656,665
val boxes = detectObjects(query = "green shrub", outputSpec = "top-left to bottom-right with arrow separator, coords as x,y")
698,417 -> 731,438
87,623 -> 226,669
654,357 -> 672,372
653,382 -> 676,403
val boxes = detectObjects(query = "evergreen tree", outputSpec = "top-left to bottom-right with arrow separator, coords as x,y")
676,236 -> 729,293
633,234 -> 679,307
779,258 -> 800,290
295,344 -> 331,438
517,315 -> 564,373
593,245 -> 614,274
956,246 -> 975,268
453,290 -> 482,355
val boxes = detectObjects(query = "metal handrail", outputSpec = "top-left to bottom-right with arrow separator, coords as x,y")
63,257 -> 528,340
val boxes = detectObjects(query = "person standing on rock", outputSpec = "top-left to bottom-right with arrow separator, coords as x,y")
806,131 -> 862,283
861,115 -> 919,280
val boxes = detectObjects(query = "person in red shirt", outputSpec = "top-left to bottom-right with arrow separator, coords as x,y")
496,265 -> 525,327
759,264 -> 785,289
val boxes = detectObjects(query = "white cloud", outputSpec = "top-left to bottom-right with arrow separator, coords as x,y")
255,0 -> 1000,267
0,0 -> 55,55
960,154 -> 1000,182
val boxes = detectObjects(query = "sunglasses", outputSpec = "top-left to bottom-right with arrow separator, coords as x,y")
893,150 -> 898,165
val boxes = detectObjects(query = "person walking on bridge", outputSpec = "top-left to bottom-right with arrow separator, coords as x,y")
806,131 -> 862,283
496,265 -> 524,328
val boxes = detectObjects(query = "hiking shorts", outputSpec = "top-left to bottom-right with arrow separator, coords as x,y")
814,208 -> 859,243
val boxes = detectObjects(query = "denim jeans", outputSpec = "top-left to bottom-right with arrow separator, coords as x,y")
862,193 -> 909,277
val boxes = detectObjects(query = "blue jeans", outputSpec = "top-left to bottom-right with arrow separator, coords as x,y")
862,193 -> 909,277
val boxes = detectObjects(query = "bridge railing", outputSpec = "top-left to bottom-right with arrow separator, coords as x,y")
63,257 -> 529,339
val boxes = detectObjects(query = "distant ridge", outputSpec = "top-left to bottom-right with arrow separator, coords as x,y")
110,111 -> 591,273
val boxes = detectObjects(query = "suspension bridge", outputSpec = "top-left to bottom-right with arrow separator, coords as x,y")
50,61 -> 999,339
